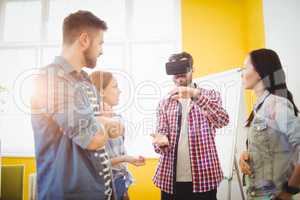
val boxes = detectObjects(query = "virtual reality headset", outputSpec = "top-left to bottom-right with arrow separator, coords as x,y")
165,59 -> 192,75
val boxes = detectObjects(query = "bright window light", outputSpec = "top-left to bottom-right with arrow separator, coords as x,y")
0,0 -> 181,157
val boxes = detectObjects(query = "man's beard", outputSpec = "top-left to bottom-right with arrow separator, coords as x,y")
84,47 -> 97,69
177,78 -> 188,86
174,74 -> 191,87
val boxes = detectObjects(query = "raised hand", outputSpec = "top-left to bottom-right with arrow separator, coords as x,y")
125,155 -> 146,167
151,133 -> 169,147
239,151 -> 252,175
169,86 -> 200,100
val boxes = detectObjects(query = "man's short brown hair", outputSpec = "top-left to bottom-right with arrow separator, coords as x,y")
63,10 -> 107,44
169,52 -> 194,69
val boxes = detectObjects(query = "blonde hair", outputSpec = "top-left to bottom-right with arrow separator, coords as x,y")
89,71 -> 113,93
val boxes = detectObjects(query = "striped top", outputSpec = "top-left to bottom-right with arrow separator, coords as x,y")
106,135 -> 128,178
105,114 -> 134,187
82,81 -> 113,200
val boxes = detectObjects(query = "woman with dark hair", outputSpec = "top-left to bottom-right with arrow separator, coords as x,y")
239,49 -> 300,200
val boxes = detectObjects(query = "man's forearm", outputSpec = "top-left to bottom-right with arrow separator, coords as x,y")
195,90 -> 229,128
86,116 -> 124,150
86,130 -> 109,150
96,116 -> 124,138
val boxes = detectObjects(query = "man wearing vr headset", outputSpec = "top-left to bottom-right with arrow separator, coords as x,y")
151,52 -> 229,200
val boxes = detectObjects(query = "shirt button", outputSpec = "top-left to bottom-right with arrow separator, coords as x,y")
99,172 -> 103,176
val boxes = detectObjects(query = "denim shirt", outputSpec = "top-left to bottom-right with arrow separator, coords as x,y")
252,90 -> 300,163
246,90 -> 300,198
31,56 -> 112,200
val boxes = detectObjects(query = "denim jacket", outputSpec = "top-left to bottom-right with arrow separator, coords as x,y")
246,91 -> 300,198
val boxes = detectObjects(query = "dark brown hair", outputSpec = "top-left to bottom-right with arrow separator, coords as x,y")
246,48 -> 298,126
169,52 -> 194,69
89,71 -> 113,93
63,10 -> 107,44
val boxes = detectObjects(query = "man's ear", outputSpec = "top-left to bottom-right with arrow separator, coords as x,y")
78,32 -> 91,50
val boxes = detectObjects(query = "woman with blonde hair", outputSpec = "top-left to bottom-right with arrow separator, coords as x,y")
90,71 -> 146,200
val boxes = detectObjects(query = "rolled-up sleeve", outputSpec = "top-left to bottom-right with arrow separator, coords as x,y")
154,100 -> 170,154
275,99 -> 300,163
32,71 -> 104,149
55,81 -> 105,149
196,89 -> 229,129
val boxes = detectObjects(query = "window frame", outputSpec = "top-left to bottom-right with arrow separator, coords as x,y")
0,0 -> 182,157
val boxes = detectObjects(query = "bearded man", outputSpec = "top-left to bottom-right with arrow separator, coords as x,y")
31,10 -> 123,200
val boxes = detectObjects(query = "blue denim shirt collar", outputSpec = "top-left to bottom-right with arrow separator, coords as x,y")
53,56 -> 75,74
254,90 -> 271,112
53,56 -> 90,81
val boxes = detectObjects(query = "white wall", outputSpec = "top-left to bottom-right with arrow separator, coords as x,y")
263,0 -> 300,108
264,2 -> 300,199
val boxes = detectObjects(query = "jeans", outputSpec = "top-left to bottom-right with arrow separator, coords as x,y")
114,176 -> 131,200
161,182 -> 217,200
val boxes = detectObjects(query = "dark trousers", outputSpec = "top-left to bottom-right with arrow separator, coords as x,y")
161,182 -> 217,200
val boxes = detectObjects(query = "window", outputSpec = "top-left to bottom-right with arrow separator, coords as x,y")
0,0 -> 181,157
3,0 -> 42,42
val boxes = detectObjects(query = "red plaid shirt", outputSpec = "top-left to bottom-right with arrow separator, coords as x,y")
153,87 -> 229,194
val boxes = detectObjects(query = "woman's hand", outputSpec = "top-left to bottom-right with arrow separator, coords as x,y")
275,192 -> 292,200
125,155 -> 146,167
123,191 -> 130,200
239,151 -> 252,175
